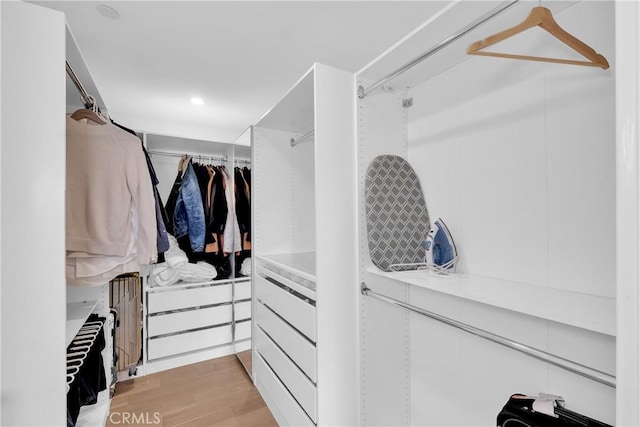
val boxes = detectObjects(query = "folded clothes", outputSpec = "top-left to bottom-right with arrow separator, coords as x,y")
149,236 -> 217,286
180,262 -> 218,282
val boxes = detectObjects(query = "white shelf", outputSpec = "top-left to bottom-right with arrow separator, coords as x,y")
258,252 -> 316,282
368,267 -> 615,337
66,300 -> 98,347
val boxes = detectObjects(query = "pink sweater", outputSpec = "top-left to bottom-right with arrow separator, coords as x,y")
66,117 -> 157,265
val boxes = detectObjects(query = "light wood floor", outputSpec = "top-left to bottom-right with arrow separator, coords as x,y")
107,355 -> 277,427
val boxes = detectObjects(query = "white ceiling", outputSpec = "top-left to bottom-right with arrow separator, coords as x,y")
36,1 -> 448,143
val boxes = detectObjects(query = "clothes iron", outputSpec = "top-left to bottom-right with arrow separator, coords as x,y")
424,218 -> 457,272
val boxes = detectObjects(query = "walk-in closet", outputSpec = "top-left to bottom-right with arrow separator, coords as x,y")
1,1 -> 639,426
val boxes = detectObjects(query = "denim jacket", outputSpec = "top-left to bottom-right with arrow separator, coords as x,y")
173,162 -> 205,252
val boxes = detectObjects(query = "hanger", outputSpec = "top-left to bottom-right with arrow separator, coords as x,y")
70,94 -> 108,124
70,108 -> 107,124
467,6 -> 609,69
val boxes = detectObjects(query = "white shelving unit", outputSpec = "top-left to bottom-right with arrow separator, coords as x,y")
252,63 -> 359,426
140,132 -> 254,376
357,1 -> 620,425
369,268 -> 615,337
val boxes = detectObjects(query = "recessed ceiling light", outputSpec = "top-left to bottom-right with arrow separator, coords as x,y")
190,97 -> 205,106
96,5 -> 119,20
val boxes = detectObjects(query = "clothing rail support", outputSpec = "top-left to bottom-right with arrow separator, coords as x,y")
65,60 -> 94,109
358,0 -> 520,99
290,130 -> 314,147
361,283 -> 616,388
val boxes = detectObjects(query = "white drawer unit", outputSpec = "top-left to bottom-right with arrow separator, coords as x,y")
147,324 -> 233,360
255,301 -> 316,382
147,284 -> 232,314
147,304 -> 232,337
256,327 -> 317,422
255,351 -> 315,427
254,274 -> 316,342
144,279 -> 250,368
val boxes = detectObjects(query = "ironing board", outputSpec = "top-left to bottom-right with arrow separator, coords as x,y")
365,155 -> 430,271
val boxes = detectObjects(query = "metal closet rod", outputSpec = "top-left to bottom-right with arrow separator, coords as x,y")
290,130 -> 314,147
147,150 -> 228,162
65,60 -> 94,109
358,0 -> 520,99
361,284 -> 616,388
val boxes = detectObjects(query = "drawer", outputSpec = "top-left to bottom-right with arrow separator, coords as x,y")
256,265 -> 315,300
256,302 -> 316,382
256,327 -> 317,422
147,324 -> 232,360
254,275 -> 316,342
147,284 -> 232,314
235,279 -> 252,300
234,300 -> 252,321
235,319 -> 251,341
255,353 -> 315,427
147,304 -> 232,337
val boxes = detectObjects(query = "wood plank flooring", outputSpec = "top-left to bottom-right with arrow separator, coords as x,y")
107,355 -> 277,427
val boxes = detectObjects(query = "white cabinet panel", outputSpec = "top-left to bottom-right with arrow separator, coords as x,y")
235,280 -> 252,301
147,284 -> 232,314
254,274 -> 316,342
255,302 -> 316,382
255,353 -> 315,427
255,328 -> 317,422
234,300 -> 251,321
235,319 -> 251,341
147,304 -> 232,337
147,325 -> 232,360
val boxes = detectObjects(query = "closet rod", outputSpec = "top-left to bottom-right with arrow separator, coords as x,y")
361,284 -> 616,388
65,60 -> 94,109
290,130 -> 314,147
235,159 -> 252,165
358,0 -> 520,99
147,150 -> 228,162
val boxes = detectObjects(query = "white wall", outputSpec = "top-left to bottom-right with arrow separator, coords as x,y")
404,1 -> 615,424
409,0 -> 615,296
1,2 -> 66,425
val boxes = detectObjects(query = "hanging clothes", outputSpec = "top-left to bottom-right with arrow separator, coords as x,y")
111,120 -> 169,255
66,116 -> 157,286
164,156 -> 191,236
221,166 -> 242,254
173,161 -> 206,252
234,166 -> 251,250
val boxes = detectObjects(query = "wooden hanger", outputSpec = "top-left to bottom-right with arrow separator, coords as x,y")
70,108 -> 107,124
467,6 -> 609,69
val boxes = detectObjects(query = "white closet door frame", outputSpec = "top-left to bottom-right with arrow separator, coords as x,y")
1,2 -> 66,425
616,1 -> 640,425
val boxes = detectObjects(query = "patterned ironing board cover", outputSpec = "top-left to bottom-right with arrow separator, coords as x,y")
365,155 -> 430,271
